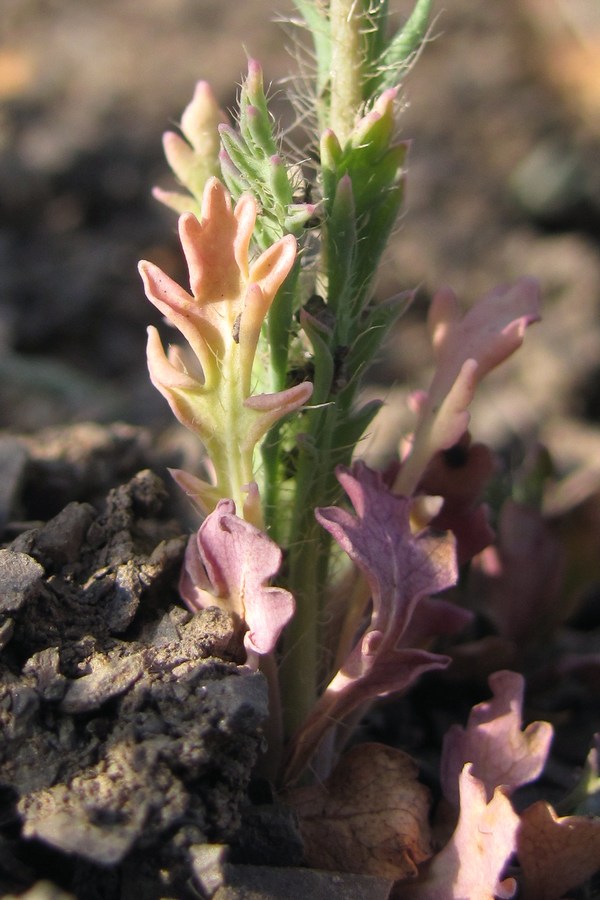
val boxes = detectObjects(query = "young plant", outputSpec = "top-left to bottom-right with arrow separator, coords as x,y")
138,1 -> 600,895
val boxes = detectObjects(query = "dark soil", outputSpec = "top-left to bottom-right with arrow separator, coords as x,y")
1,0 -> 600,897
0,427 -> 276,897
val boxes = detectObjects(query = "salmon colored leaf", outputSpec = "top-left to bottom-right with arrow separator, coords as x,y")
139,177 -> 309,516
396,278 -> 540,496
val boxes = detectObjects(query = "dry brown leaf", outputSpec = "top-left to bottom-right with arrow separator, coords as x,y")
285,743 -> 432,880
518,801 -> 600,900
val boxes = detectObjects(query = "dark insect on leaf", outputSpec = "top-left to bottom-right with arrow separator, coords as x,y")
232,312 -> 242,343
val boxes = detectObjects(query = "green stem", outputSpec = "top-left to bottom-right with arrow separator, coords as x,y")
278,398 -> 340,736
279,452 -> 322,736
206,339 -> 256,519
329,0 -> 364,142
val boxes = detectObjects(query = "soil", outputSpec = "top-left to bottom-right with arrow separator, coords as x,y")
1,0 -> 600,897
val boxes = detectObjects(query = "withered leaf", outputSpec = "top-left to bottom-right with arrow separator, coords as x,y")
518,800 -> 600,900
286,743 -> 432,880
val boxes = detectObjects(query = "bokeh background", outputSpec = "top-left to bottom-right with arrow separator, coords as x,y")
1,0 -> 600,494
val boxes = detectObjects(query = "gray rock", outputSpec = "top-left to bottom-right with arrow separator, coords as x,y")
0,550 -> 44,614
189,845 -> 394,900
20,742 -> 189,866
32,502 -> 95,570
60,651 -> 145,714
22,647 -> 67,702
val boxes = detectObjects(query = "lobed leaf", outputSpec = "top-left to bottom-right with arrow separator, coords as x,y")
441,671 -> 553,808
179,498 -> 295,668
400,765 -> 519,900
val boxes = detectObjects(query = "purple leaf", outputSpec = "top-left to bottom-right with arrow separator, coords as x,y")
180,499 -> 294,668
470,499 -> 565,643
440,670 -> 553,807
417,433 -> 497,565
283,462 -> 463,784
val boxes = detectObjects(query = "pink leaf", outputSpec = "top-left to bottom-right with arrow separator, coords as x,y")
400,765 -> 519,900
396,278 -> 540,496
428,278 -> 541,384
317,464 -> 458,628
179,499 -> 294,668
441,671 -> 553,807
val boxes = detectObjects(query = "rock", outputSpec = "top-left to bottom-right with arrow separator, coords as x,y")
17,424 -> 160,519
18,664 -> 268,866
20,742 -> 189,866
0,550 -> 44,614
30,502 -> 94,570
5,470 -> 185,654
2,881 -> 74,900
60,651 -> 145,714
22,647 -> 66,703
0,438 -> 271,893
188,844 -> 395,900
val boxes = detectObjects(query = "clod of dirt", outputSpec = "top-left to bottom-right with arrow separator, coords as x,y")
0,550 -> 44,614
0,437 -> 271,897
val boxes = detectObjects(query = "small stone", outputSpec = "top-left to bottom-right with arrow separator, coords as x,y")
204,672 -> 269,733
0,618 -> 14,650
0,550 -> 44,613
189,843 -> 229,897
20,743 -> 189,866
23,647 -> 67,703
2,881 -> 75,900
32,502 -> 95,570
61,652 -> 145,714
142,605 -> 190,648
208,864 -> 394,900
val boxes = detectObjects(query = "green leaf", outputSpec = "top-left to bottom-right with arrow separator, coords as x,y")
219,125 -> 266,184
331,399 -> 384,459
378,0 -> 433,91
301,313 -> 334,405
291,0 -> 332,109
325,175 -> 358,333
239,61 -> 280,158
362,0 -> 390,73
347,292 -> 412,376
267,262 -> 301,391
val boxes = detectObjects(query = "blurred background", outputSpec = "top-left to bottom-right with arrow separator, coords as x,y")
1,0 -> 600,491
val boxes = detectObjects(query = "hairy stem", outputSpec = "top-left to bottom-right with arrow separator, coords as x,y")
329,0 -> 364,142
279,401 -> 337,736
